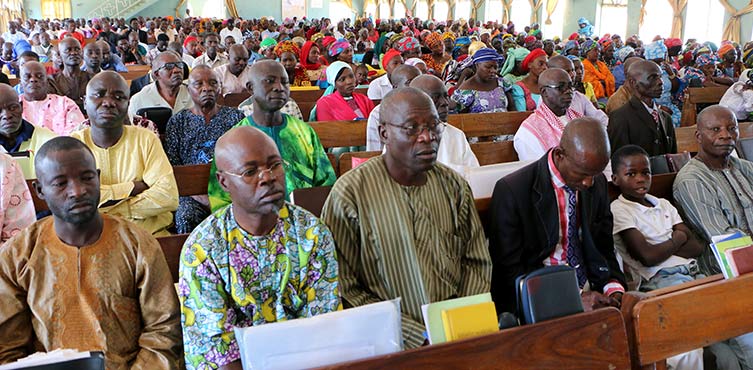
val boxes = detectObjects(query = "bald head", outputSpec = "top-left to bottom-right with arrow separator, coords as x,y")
622,56 -> 642,76
553,117 -> 610,191
380,86 -> 437,127
85,71 -> 130,127
152,50 -> 181,69
215,126 -> 278,172
697,105 -> 736,130
410,74 -> 450,121
229,44 -> 249,60
547,55 -> 574,70
627,60 -> 660,80
539,68 -> 571,88
390,64 -> 421,88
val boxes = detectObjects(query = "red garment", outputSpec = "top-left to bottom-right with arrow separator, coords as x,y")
514,81 -> 537,111
315,91 -> 375,121
300,41 -> 322,70
60,31 -> 85,46
522,48 -> 547,72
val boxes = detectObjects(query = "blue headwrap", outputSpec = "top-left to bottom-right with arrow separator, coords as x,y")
563,40 -> 579,55
471,48 -> 505,65
577,17 -> 593,38
644,40 -> 667,61
452,36 -> 472,59
615,46 -> 635,63
566,55 -> 581,62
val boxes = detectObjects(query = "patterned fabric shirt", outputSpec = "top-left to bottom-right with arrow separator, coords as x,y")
452,77 -> 510,113
0,153 -> 35,243
178,203 -> 341,370
237,97 -> 304,121
207,114 -> 336,212
164,106 -> 245,166
20,94 -> 85,135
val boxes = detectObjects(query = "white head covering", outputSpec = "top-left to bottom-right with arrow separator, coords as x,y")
325,61 -> 352,86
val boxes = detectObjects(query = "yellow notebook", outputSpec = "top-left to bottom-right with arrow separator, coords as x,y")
440,301 -> 498,342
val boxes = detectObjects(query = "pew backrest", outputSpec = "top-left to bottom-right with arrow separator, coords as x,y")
447,111 -> 531,138
309,120 -> 368,149
316,307 -> 630,370
680,86 -> 728,127
291,186 -> 332,217
157,233 -> 189,283
173,164 -> 212,196
338,151 -> 381,176
470,141 -> 518,165
676,122 -> 753,154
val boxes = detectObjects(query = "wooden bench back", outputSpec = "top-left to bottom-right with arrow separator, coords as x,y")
622,273 -> 753,368
317,307 -> 630,370
676,122 -> 753,154
680,86 -> 728,127
309,120 -> 368,149
157,233 -> 189,283
447,111 -> 531,138
338,151 -> 381,175
470,141 -> 519,165
220,92 -> 251,108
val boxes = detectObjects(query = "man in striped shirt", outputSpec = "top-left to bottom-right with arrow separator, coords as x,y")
322,87 -> 492,349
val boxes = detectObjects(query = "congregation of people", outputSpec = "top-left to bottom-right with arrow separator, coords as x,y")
1,10 -> 753,370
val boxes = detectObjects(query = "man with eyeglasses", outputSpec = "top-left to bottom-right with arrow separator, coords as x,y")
322,87 -> 492,349
71,71 -> 178,236
547,55 -> 608,125
207,60 -> 336,212
490,117 -> 626,315
179,125 -> 341,370
607,60 -> 677,157
129,51 -> 193,118
515,68 -> 588,161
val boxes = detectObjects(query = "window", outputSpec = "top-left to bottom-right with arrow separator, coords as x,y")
41,0 -> 71,19
638,0 -> 672,41
434,0 -> 449,21
416,0 -> 429,19
330,0 -> 355,22
199,0 -> 226,19
394,1 -> 406,18
685,0 -> 724,43
510,0 -> 532,29
455,0 -> 471,19
378,2 -> 391,18
486,0 -> 503,22
365,1 -> 378,18
540,0 -> 566,39
596,0 -> 627,39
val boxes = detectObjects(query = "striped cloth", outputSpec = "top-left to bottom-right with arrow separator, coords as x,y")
673,157 -> 753,273
321,156 -> 492,348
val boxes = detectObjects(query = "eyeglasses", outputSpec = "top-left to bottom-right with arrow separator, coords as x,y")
156,61 -> 184,73
219,160 -> 287,183
387,122 -> 446,137
542,82 -> 576,93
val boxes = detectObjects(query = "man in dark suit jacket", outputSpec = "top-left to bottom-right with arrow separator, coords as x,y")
608,60 -> 677,156
489,117 -> 626,314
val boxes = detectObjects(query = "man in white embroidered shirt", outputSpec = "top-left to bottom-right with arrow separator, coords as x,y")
214,45 -> 252,95
191,33 -> 228,70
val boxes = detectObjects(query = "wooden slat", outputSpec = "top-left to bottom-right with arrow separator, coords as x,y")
317,308 -> 630,370
448,111 -> 531,138
173,164 -> 211,197
291,186 -> 332,217
221,92 -> 250,108
628,273 -> 753,366
157,233 -> 189,283
309,120 -> 368,148
299,101 -> 316,122
119,71 -> 149,81
680,87 -> 728,127
676,122 -> 753,154
126,64 -> 152,73
470,141 -> 518,165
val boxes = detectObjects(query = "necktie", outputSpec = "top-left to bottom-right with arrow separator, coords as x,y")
650,108 -> 660,124
564,186 -> 588,288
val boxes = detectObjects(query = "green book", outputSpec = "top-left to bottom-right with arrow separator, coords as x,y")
421,293 -> 493,344
713,236 -> 753,279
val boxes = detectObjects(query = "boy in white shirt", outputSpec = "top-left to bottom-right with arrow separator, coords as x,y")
610,144 -> 705,370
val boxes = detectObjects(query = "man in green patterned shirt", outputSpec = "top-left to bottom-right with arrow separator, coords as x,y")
208,59 -> 336,212
321,87 -> 492,349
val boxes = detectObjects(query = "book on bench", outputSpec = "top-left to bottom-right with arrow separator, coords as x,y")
711,233 -> 753,278
0,349 -> 104,370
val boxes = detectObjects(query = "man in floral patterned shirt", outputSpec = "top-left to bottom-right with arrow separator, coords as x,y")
178,125 -> 341,370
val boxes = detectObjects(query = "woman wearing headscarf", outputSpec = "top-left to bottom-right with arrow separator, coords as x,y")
328,38 -> 354,66
581,39 -> 615,101
259,37 -> 278,59
511,48 -> 548,111
314,61 -> 375,121
718,42 -> 744,80
421,32 -> 451,78
442,32 -> 456,56
499,46 -> 530,85
643,40 -> 683,127
452,48 -> 513,113
395,36 -> 421,60
274,40 -> 311,87
612,45 -> 635,89
568,55 -> 597,104
300,40 -> 326,85
576,17 -> 593,38
683,54 -> 725,88
452,36 -> 471,61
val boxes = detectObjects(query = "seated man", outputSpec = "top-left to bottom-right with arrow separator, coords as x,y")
165,65 -> 245,233
71,71 -> 178,236
80,41 -> 102,75
48,38 -> 90,111
366,64 -> 421,151
489,117 -> 626,314
409,74 -> 479,174
0,152 -> 35,242
180,126 -> 341,370
608,60 -> 676,156
0,137 -> 182,369
606,57 -> 641,114
214,44 -> 252,95
99,40 -> 129,72
673,104 -> 753,370
19,61 -> 85,135
321,87 -> 492,349
0,84 -> 57,179
208,60 -> 336,212
129,51 -> 193,117
515,68 -> 588,161
547,55 -> 608,126
191,32 -> 228,70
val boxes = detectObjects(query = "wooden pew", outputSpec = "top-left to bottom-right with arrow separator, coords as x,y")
221,92 -> 251,107
309,120 -> 368,149
470,141 -> 518,165
157,233 -> 189,283
338,151 -> 381,175
621,273 -> 753,370
680,87 -> 728,127
447,110 -> 532,138
676,122 -> 753,154
318,307 -> 631,370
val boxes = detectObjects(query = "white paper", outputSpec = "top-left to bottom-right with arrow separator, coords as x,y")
0,349 -> 95,369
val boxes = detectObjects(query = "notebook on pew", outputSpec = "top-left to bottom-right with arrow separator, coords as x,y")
710,232 -> 753,278
0,350 -> 104,370
420,293 -> 495,344
440,301 -> 498,342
